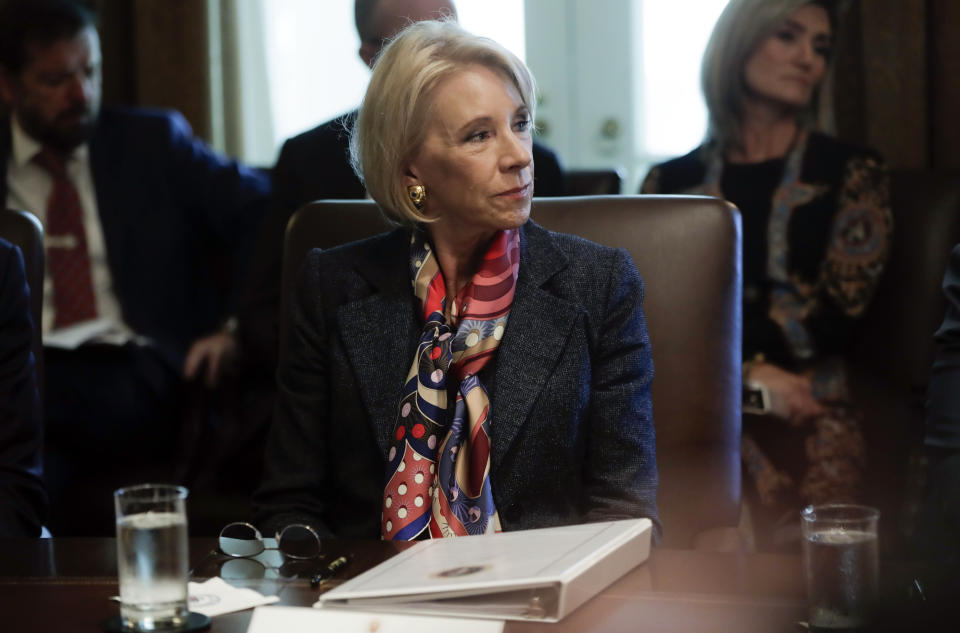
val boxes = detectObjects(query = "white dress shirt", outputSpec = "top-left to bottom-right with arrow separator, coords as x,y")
5,115 -> 132,341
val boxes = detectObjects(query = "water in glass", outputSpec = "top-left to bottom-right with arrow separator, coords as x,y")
116,510 -> 189,630
803,526 -> 878,631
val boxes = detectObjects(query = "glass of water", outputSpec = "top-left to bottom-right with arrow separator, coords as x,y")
114,484 -> 190,631
801,504 -> 879,631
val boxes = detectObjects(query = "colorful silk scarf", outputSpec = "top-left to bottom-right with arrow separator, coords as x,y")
381,228 -> 520,540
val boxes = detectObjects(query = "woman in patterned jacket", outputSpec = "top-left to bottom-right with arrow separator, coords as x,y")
642,0 -> 891,550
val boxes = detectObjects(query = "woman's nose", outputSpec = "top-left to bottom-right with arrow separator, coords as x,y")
500,132 -> 532,171
795,40 -> 816,68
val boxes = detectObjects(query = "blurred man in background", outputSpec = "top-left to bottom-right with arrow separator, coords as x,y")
0,0 -> 270,534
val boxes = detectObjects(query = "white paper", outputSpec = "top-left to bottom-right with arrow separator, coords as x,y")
188,576 -> 279,617
246,605 -> 504,633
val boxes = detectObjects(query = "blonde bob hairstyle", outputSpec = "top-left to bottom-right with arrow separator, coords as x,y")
350,19 -> 536,225
701,0 -> 837,153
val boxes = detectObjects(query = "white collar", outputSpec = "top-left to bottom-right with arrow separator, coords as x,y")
10,114 -> 89,167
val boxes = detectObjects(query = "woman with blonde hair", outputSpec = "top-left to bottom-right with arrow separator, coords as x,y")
255,20 -> 659,541
643,0 -> 892,550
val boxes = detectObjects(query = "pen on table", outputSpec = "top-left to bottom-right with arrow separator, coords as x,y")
311,555 -> 349,589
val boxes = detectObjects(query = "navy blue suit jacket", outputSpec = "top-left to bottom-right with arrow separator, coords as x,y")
0,239 -> 47,536
2,107 -> 271,369
254,220 -> 660,540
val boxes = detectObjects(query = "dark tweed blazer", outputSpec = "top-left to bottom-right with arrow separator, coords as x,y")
254,220 -> 659,540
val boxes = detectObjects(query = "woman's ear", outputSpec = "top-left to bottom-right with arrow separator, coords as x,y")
403,164 -> 422,189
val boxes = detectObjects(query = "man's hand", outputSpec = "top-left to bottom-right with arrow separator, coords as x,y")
748,361 -> 825,424
184,331 -> 238,388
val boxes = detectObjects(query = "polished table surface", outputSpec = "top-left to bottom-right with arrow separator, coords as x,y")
0,538 -> 808,632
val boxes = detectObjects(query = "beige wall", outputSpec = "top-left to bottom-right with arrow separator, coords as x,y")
93,0 -> 960,170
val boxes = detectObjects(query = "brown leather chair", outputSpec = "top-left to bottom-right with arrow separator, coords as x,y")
563,169 -> 624,196
281,195 -> 743,548
0,208 -> 44,394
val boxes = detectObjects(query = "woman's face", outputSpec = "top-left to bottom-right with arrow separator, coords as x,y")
743,3 -> 832,109
407,64 -> 533,243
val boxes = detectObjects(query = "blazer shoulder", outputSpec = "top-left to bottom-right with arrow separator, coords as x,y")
281,112 -> 356,158
523,221 -> 639,299
531,140 -> 564,196
301,227 -> 408,292
804,132 -> 886,183
97,106 -> 189,133
92,107 -> 195,154
526,220 -> 623,263
643,146 -> 707,193
548,228 -> 623,263
314,224 -> 402,258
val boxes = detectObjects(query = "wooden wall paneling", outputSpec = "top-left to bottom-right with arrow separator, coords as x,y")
830,1 -> 865,146
930,0 -> 960,170
858,0 -> 927,169
93,0 -> 136,108
131,0 -> 213,142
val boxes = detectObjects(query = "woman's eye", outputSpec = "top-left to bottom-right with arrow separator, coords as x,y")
814,43 -> 832,59
514,119 -> 531,133
467,130 -> 489,143
775,29 -> 796,43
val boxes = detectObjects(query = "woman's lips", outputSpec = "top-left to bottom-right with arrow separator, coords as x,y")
497,183 -> 531,199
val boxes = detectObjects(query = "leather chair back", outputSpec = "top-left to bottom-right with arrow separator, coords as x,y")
282,196 -> 743,548
0,209 -> 45,392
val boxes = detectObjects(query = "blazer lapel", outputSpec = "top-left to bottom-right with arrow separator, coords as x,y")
336,223 -> 578,467
336,230 -> 418,459
490,221 -> 579,473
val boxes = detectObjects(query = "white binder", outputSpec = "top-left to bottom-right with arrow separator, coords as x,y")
317,518 -> 652,622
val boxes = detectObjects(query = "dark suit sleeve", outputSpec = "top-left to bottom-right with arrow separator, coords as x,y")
532,140 -> 565,197
921,245 -> 960,557
583,248 -> 660,538
253,249 -> 333,536
162,111 -> 272,315
927,244 -> 960,448
157,112 -> 270,239
237,137 -> 301,370
238,116 -> 364,370
0,243 -> 48,537
639,166 -> 662,194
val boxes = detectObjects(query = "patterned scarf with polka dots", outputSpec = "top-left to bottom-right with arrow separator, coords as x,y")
381,228 -> 520,540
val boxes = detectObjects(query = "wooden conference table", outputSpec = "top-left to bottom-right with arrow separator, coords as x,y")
0,538 -> 807,632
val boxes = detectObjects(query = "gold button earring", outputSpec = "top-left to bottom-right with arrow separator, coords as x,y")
407,184 -> 426,210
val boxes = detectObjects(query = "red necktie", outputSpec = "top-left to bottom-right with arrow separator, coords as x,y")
34,148 -> 98,328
